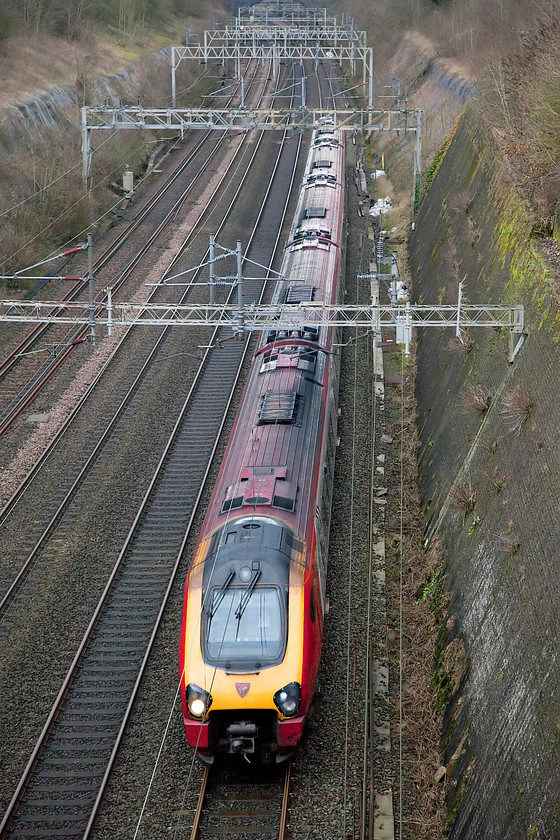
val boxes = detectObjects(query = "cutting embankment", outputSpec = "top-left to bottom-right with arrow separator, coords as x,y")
410,107 -> 560,839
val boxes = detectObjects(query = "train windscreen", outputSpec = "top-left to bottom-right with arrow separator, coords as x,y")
203,585 -> 287,670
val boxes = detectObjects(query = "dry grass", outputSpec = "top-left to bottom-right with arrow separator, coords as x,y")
498,532 -> 521,554
459,384 -> 490,414
482,469 -> 505,493
444,235 -> 461,287
447,333 -> 473,353
0,50 -> 196,277
0,33 -> 121,107
449,480 -> 476,513
499,387 -> 533,434
0,18 -> 217,277
384,340 -> 448,840
0,139 -> 97,277
451,192 -> 473,214
477,16 -> 560,225
466,216 -> 481,246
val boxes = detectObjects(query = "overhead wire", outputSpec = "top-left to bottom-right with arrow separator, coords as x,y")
131,58 -> 351,838
131,61 -> 342,838
161,62 -> 215,108
0,128 -> 121,222
168,339 -> 291,838
0,119 -> 198,272
133,57 -> 292,838
128,152 -> 258,833
0,61 -> 214,225
0,71 -> 217,270
0,132 -> 155,271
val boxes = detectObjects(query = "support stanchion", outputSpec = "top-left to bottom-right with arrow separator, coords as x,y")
87,233 -> 95,345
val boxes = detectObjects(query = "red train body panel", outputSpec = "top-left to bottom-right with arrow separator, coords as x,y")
180,128 -> 345,763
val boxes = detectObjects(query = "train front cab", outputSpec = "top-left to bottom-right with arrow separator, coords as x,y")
181,515 -> 316,764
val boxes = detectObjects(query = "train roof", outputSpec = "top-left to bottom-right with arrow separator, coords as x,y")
199,131 -> 345,543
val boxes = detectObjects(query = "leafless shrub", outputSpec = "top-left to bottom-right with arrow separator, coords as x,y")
498,532 -> 521,554
460,384 -> 490,414
482,469 -> 505,493
451,192 -> 474,214
480,437 -> 498,454
444,235 -> 461,287
450,480 -> 476,512
499,388 -> 533,434
467,217 -> 481,246
447,334 -> 473,353
476,18 -> 560,223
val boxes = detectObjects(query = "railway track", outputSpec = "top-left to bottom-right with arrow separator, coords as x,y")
0,59 -> 297,618
0,68 -> 304,840
0,51 -> 354,839
0,47 -> 340,442
0,59 -> 269,438
188,763 -> 291,840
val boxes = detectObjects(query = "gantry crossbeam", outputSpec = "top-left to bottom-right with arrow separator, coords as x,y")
82,106 -> 411,133
238,7 -> 335,25
171,42 -> 371,62
0,300 -> 525,333
201,26 -> 367,47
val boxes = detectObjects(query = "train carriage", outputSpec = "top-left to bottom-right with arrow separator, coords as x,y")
180,127 -> 345,763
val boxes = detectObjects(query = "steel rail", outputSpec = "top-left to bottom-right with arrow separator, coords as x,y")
0,58 -> 281,533
187,764 -> 291,840
0,67 -> 303,840
84,67 -> 303,838
0,61 -> 266,432
189,767 -> 210,840
0,58 -> 282,616
278,762 -> 292,840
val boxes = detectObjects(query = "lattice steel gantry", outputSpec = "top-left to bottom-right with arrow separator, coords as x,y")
0,298 -> 525,363
81,2 -> 385,183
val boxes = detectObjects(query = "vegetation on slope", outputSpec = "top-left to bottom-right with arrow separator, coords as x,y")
0,1 -> 225,283
0,0 -> 215,42
332,0 -> 560,229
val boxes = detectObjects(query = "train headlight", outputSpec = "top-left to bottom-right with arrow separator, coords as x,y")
273,682 -> 301,717
186,684 -> 212,719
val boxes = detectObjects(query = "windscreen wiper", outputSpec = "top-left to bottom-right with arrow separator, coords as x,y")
206,570 -> 235,618
234,569 -> 261,622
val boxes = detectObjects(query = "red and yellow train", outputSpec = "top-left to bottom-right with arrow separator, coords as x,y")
180,126 -> 345,764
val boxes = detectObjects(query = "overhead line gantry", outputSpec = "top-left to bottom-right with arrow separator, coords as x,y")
80,2 -> 400,184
